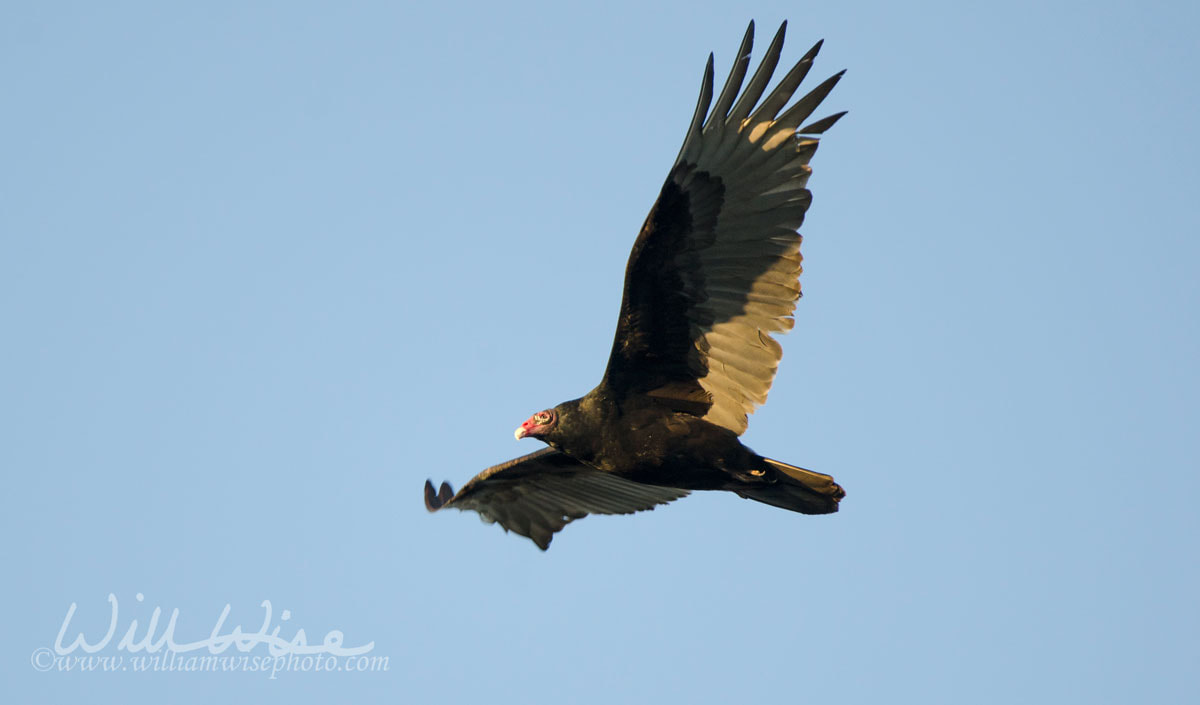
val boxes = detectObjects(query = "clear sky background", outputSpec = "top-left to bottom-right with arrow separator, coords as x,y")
3,1 -> 1198,703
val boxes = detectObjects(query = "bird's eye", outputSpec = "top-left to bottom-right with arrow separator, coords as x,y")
535,412 -> 551,424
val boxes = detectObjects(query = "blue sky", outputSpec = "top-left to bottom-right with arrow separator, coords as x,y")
3,1 -> 1198,702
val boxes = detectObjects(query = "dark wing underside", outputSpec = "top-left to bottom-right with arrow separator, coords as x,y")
601,21 -> 844,435
425,448 -> 689,550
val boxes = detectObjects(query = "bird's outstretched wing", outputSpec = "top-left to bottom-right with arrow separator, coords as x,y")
601,21 -> 845,435
424,448 -> 689,550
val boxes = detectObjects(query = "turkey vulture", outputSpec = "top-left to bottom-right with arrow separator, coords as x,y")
425,20 -> 847,550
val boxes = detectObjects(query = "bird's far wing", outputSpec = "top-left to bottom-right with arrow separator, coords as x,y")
424,447 -> 689,550
601,21 -> 845,435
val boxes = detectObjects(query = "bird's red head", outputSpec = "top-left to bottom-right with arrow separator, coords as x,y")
515,409 -> 557,440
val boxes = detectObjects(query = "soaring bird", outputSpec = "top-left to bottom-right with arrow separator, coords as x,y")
425,20 -> 846,550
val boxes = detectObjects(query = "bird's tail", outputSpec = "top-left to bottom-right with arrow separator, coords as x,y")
734,458 -> 845,515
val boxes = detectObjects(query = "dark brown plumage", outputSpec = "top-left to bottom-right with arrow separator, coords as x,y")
424,20 -> 847,550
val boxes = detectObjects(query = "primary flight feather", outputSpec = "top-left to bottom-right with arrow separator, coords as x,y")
425,20 -> 847,550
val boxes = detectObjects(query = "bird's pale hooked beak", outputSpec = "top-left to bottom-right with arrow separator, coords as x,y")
514,426 -> 528,440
